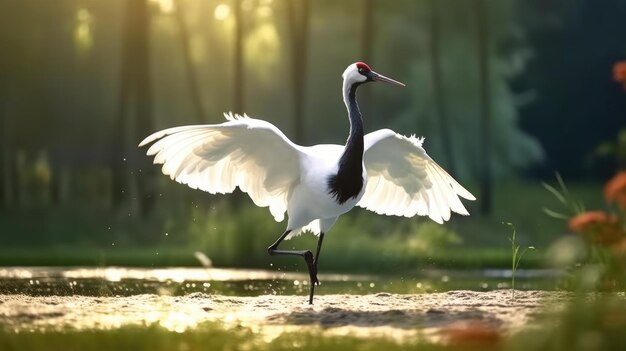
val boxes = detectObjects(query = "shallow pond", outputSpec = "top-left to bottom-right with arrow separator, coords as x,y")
0,266 -> 560,297
0,266 -> 569,343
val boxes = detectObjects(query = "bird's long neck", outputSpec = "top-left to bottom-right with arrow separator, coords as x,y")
326,81 -> 365,204
342,82 -> 365,162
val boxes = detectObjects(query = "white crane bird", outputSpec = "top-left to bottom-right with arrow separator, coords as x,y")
139,62 -> 475,304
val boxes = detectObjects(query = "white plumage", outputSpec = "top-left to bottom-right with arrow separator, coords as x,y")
140,112 -> 475,234
139,62 -> 475,304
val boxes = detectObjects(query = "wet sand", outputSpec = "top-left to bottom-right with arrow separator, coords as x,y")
0,290 -> 568,342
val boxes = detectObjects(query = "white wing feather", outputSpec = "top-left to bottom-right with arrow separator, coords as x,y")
358,129 -> 475,223
139,113 -> 303,222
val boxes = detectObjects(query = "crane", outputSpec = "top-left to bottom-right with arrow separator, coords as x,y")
139,62 -> 476,304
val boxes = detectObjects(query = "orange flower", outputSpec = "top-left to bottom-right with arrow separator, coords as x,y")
569,211 -> 617,231
614,61 -> 626,88
605,172 -> 626,209
569,211 -> 622,245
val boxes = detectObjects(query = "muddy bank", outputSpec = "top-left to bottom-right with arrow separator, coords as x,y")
0,291 -> 568,341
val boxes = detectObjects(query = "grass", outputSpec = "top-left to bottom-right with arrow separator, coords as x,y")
505,222 -> 535,298
0,180 -> 601,271
0,324 -> 447,351
0,245 -> 545,272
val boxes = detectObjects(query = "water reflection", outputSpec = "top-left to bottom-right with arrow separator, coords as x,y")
0,267 -> 557,298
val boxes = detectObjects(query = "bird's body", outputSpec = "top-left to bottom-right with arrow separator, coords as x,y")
286,142 -> 366,237
140,62 -> 475,304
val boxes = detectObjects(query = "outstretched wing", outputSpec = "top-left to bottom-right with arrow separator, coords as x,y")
357,129 -> 475,223
139,113 -> 303,222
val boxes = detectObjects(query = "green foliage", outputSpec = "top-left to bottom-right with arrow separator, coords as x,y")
405,222 -> 463,254
395,0 -> 543,179
542,173 -> 585,219
503,222 -> 534,298
1,181 -> 599,270
0,322 -> 449,351
593,128 -> 626,170
506,296 -> 626,351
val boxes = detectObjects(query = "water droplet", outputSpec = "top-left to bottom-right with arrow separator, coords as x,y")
165,232 -> 169,236
111,242 -> 115,246
441,275 -> 450,283
369,282 -> 375,288
293,280 -> 300,286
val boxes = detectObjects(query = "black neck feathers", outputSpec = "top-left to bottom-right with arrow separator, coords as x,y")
328,83 -> 365,204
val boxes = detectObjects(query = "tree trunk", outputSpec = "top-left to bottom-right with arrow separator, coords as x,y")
360,0 -> 374,121
476,0 -> 492,214
286,0 -> 310,143
0,123 -> 7,210
173,0 -> 206,123
429,0 -> 457,176
233,0 -> 244,114
0,93 -> 17,210
132,0 -> 155,217
0,98 -> 5,210
114,0 -> 155,216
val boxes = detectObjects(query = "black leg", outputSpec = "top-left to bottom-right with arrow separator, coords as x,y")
268,230 -> 319,304
308,232 -> 326,304
314,232 -> 325,267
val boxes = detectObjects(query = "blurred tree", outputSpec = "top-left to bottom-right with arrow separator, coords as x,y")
361,0 -> 374,64
516,0 -> 626,178
476,0 -> 493,214
0,100 -> 7,210
399,0 -> 543,187
233,0 -> 245,114
173,0 -> 207,123
114,0 -> 155,216
359,0 -> 375,119
428,0 -> 456,177
286,0 -> 310,143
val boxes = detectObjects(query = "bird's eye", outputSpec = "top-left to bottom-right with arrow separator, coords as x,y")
358,68 -> 364,74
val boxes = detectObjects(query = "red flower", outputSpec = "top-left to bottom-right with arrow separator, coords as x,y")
605,172 -> 626,210
614,61 -> 626,89
569,211 -> 622,245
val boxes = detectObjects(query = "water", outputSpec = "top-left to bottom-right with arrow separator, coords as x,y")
0,266 -> 560,297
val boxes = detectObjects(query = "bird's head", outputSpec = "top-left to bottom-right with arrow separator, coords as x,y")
342,62 -> 405,88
